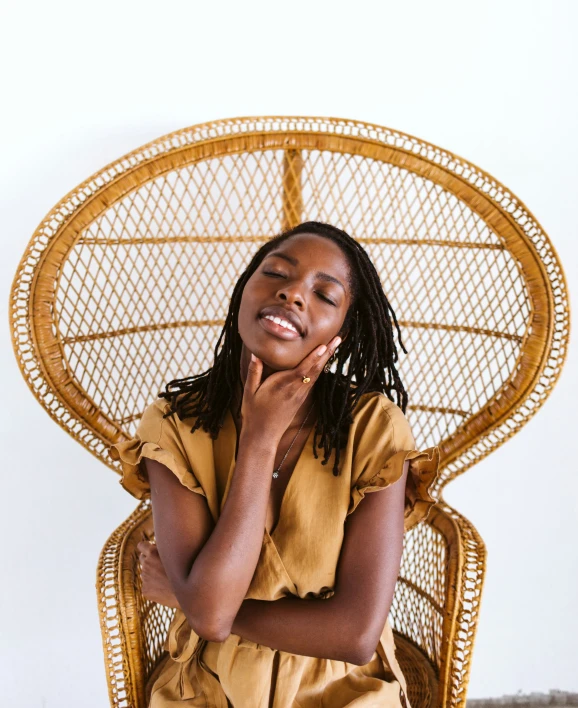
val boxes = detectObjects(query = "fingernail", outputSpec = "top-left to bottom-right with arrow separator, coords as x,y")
317,345 -> 327,356
334,337 -> 342,347
250,353 -> 256,363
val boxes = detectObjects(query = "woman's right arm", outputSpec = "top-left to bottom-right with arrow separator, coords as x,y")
147,341 -> 338,642
145,429 -> 277,643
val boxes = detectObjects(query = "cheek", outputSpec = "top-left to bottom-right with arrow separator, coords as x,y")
237,276 -> 276,322
313,304 -> 348,337
236,287 -> 263,344
237,290 -> 255,329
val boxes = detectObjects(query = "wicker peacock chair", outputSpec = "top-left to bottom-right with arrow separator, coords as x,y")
9,116 -> 569,708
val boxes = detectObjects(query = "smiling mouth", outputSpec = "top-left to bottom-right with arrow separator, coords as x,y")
258,313 -> 303,340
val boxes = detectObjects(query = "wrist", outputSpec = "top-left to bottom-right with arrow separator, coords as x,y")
238,429 -> 280,457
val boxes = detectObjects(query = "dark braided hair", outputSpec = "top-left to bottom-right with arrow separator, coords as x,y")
158,221 -> 408,476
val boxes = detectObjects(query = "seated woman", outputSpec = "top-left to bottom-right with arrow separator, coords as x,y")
109,221 -> 440,707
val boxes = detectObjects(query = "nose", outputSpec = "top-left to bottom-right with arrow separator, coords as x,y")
276,283 -> 304,309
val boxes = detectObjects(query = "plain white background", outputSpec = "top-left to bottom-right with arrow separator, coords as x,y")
1,1 -> 576,705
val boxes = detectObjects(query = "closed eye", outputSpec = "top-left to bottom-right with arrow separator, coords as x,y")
264,270 -> 336,305
317,292 -> 336,306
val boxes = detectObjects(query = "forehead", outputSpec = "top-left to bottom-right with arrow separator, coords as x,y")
268,232 -> 352,277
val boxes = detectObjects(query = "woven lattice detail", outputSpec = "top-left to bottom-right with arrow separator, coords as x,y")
391,501 -> 485,707
9,116 -> 568,490
10,116 -> 569,707
395,633 -> 439,708
434,503 -> 486,707
392,518 -> 447,666
97,500 -> 473,708
97,499 -> 175,708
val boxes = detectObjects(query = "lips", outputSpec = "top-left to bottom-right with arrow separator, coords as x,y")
258,305 -> 304,336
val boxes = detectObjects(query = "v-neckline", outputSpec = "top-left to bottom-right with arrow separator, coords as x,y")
221,406 -> 316,542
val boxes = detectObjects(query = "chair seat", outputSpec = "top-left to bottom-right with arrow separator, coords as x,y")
394,631 -> 439,708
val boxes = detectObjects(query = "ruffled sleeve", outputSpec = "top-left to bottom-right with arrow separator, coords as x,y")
347,393 -> 440,532
108,398 -> 207,501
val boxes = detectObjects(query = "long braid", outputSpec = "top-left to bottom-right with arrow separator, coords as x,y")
158,221 -> 408,477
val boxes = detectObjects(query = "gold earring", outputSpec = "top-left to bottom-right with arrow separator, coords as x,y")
324,349 -> 338,373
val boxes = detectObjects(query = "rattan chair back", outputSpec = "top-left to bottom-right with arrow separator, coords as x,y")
9,117 -> 569,708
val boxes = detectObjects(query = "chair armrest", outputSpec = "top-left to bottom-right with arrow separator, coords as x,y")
96,500 -> 175,708
390,502 -> 486,707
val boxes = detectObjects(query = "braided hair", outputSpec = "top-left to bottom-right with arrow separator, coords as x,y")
158,221 -> 408,476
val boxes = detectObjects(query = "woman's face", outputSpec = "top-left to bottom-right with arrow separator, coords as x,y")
237,233 -> 353,370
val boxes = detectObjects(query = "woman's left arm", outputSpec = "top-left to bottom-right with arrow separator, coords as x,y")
231,461 -> 408,666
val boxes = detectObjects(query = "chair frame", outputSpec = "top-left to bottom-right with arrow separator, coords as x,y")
9,116 -> 569,707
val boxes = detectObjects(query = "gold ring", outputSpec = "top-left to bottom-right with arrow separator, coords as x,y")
302,376 -> 311,383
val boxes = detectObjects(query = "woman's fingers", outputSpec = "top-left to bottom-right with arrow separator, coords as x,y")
244,352 -> 263,396
299,336 -> 341,380
137,539 -> 158,566
265,336 -> 341,397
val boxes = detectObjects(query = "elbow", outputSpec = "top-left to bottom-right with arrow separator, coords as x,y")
184,609 -> 231,643
175,578 -> 233,643
347,640 -> 378,667
352,642 -> 378,667
179,591 -> 232,643
182,598 -> 231,642
196,623 -> 231,644
332,603 -> 381,665
345,628 -> 381,666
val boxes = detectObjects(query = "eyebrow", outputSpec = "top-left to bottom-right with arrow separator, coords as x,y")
264,252 -> 346,291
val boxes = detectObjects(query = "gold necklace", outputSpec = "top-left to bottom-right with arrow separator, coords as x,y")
272,404 -> 314,479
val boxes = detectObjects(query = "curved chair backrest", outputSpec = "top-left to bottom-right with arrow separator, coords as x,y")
10,116 -> 569,708
9,116 -> 569,496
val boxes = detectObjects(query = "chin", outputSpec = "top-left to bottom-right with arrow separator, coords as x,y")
242,338 -> 300,371
257,350 -> 298,371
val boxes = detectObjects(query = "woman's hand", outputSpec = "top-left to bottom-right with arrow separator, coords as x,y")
137,539 -> 182,610
241,335 -> 341,443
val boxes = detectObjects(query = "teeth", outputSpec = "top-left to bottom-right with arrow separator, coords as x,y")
264,314 -> 298,333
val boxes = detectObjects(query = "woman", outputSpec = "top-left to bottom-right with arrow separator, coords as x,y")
109,221 -> 440,707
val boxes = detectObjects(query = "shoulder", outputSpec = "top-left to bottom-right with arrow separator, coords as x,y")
143,392 -> 199,427
136,396 -> 174,434
134,394 -> 210,459
352,390 -> 404,418
350,391 -> 415,453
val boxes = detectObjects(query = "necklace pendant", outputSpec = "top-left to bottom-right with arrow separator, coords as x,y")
271,404 -> 313,483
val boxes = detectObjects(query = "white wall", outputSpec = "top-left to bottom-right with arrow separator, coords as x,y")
1,1 -> 576,705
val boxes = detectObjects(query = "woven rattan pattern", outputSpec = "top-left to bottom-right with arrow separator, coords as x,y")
9,116 -> 569,707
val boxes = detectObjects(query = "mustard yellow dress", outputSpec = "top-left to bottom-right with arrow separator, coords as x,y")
108,390 -> 440,708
